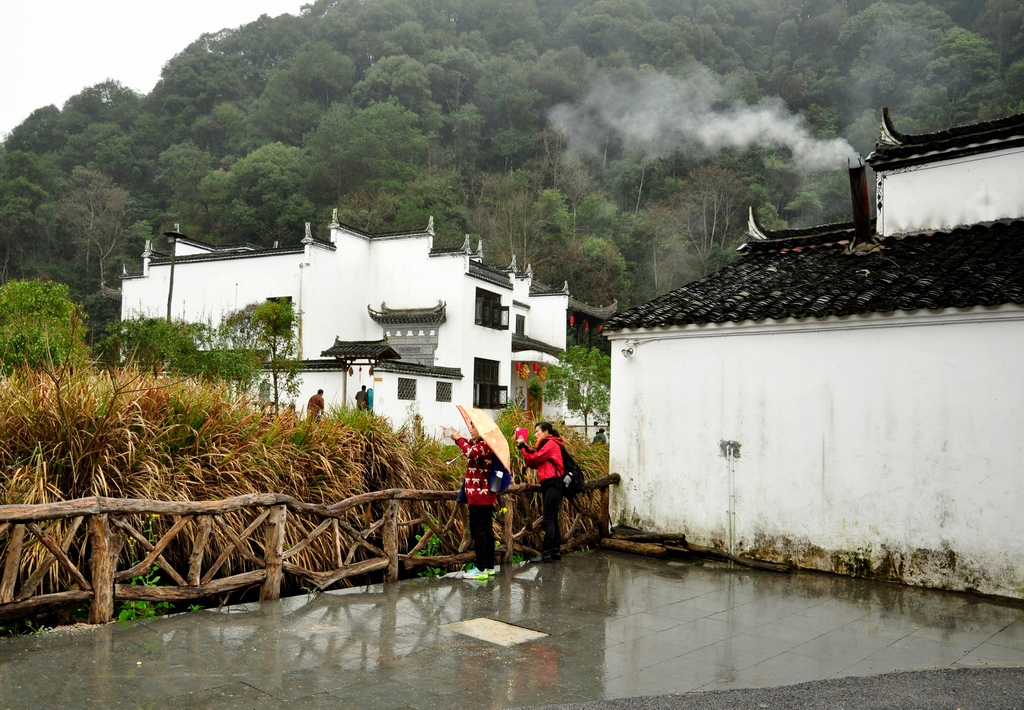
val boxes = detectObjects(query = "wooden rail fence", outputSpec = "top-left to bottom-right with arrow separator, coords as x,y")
0,474 -> 619,624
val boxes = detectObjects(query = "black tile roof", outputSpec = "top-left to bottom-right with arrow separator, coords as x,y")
468,261 -> 513,289
604,220 -> 1024,331
868,107 -> 1024,170
511,333 -> 564,357
367,301 -> 446,325
374,360 -> 463,380
320,338 -> 401,360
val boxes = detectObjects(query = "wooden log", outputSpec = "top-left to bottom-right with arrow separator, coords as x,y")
116,569 -> 266,602
188,516 -> 213,586
260,505 -> 286,601
398,517 -> 429,528
600,487 -> 611,537
118,515 -> 193,581
0,522 -> 9,539
88,515 -> 114,624
282,517 -> 332,561
201,510 -> 270,584
683,542 -> 791,573
600,538 -> 667,558
26,523 -> 91,591
331,519 -> 343,568
283,557 -> 389,589
502,503 -> 514,565
610,532 -> 684,540
0,590 -> 93,622
0,524 -> 26,603
513,543 -> 540,558
401,551 -> 475,570
17,516 -> 84,601
383,499 -> 399,583
111,518 -> 187,586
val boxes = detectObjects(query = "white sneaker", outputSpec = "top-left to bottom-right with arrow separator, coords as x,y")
463,567 -> 486,580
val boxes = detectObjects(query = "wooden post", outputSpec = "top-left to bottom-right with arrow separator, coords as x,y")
600,486 -> 611,538
502,502 -> 514,565
331,519 -> 343,568
383,499 -> 399,583
88,515 -> 115,624
0,524 -> 26,604
188,516 -> 213,586
260,505 -> 286,601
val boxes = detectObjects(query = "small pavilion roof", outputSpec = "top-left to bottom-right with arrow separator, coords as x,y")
320,338 -> 400,362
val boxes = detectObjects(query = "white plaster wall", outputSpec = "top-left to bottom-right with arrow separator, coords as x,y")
608,309 -> 1024,598
878,147 -> 1024,236
527,293 -> 570,350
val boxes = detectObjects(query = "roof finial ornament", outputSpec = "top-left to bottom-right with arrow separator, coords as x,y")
174,223 -> 180,233
526,263 -> 533,278
508,253 -> 518,272
562,280 -> 570,294
461,233 -> 472,253
426,215 -> 435,235
878,107 -> 902,147
142,240 -> 153,258
303,222 -> 313,244
329,208 -> 340,228
747,206 -> 769,241
476,239 -> 484,259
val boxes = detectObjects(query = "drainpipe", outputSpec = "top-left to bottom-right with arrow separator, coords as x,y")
720,440 -> 741,556
165,229 -> 178,322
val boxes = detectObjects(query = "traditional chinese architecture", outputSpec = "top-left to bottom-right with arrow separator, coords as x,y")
121,217 -> 614,435
603,109 -> 1024,598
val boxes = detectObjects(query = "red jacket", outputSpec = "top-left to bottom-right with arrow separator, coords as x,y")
455,437 -> 497,506
520,436 -> 564,483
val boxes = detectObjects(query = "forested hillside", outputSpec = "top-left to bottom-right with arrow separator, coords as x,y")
2,0 -> 1022,337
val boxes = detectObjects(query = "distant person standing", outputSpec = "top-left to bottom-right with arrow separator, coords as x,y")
307,389 -> 325,421
355,385 -> 369,410
592,428 -> 607,444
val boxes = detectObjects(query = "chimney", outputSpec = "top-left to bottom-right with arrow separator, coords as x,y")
848,157 -> 872,246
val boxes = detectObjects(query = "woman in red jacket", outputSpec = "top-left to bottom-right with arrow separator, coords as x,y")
444,421 -> 496,580
517,422 -> 564,563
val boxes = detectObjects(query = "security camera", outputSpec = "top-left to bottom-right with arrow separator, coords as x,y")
621,344 -> 636,358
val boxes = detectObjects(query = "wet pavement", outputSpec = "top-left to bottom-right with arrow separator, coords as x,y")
1,550 -> 1022,709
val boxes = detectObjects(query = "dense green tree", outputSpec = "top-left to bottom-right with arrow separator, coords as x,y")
545,345 -> 611,437
4,0 -> 1024,329
0,280 -> 88,373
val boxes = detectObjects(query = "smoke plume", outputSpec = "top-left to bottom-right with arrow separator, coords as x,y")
549,68 -> 856,172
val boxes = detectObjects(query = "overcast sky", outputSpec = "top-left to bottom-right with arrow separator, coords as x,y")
0,0 -> 304,138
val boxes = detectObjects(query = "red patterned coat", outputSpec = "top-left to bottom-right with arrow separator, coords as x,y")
455,437 -> 497,506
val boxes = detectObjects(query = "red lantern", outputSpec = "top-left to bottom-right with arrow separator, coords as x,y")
569,315 -> 575,325
584,320 -> 589,330
597,325 -> 603,333
533,363 -> 539,372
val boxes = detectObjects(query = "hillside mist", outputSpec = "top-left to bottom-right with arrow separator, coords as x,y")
2,0 -> 1022,337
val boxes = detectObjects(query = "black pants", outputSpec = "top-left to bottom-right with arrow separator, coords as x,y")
541,479 -> 563,554
468,504 -> 495,570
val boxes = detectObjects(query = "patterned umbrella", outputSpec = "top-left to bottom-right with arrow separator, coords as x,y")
456,405 -> 511,473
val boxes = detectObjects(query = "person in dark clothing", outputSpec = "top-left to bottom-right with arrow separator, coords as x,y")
355,385 -> 369,410
517,422 -> 564,563
592,428 -> 607,444
307,389 -> 325,421
444,422 -> 496,579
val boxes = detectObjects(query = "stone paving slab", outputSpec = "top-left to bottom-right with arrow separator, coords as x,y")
1,550 -> 1022,709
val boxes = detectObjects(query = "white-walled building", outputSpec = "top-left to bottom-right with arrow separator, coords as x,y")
604,109 -> 1024,598
121,216 -> 614,436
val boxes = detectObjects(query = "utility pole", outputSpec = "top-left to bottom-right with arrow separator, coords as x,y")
165,226 -> 179,322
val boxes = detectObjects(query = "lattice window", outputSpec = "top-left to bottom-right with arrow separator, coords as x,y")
397,378 -> 417,400
473,358 -> 506,408
436,381 -> 452,402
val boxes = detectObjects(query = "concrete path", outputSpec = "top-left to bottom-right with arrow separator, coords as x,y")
1,550 -> 1022,709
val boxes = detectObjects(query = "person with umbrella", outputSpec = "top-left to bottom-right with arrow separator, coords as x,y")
443,406 -> 511,580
